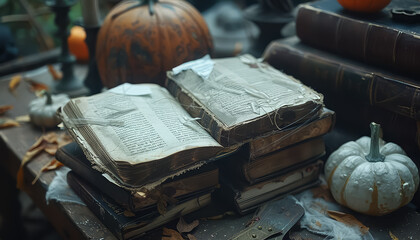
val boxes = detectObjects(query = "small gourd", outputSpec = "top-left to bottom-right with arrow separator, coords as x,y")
29,91 -> 70,128
325,122 -> 419,216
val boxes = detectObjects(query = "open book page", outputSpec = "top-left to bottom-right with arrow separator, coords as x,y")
168,55 -> 323,128
63,84 -> 221,165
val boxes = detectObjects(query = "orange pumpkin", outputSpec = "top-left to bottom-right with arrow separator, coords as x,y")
337,0 -> 391,13
68,26 -> 89,61
96,0 -> 213,88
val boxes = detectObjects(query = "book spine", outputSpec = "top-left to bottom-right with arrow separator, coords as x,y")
263,41 -> 420,121
295,5 -> 420,78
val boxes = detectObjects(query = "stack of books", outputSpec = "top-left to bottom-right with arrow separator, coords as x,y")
262,0 -> 420,205
217,107 -> 335,214
58,55 -> 325,239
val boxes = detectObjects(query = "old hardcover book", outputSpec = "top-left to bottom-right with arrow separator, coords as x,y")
217,160 -> 323,214
165,55 -> 324,146
263,37 -> 420,121
59,84 -> 231,190
295,0 -> 420,78
56,142 -> 219,212
239,137 -> 325,184
248,107 -> 334,159
67,171 -> 211,240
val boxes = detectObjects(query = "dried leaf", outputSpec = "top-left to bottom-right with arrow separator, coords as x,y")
312,184 -> 335,202
9,75 -> 21,91
31,158 -> 64,185
17,145 -> 45,189
161,228 -> 183,240
48,65 -> 62,81
327,210 -> 369,235
315,221 -> 322,227
17,132 -> 72,189
0,118 -> 20,129
0,105 -> 13,115
44,145 -> 58,155
177,217 -> 199,233
15,115 -> 30,122
187,234 -> 197,240
26,79 -> 49,92
389,230 -> 399,240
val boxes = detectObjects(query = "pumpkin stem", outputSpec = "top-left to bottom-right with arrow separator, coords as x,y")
365,122 -> 385,162
148,0 -> 158,15
44,90 -> 53,105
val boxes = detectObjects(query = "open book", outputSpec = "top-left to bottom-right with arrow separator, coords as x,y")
59,55 -> 323,190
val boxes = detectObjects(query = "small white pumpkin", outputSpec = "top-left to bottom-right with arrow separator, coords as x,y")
325,122 -> 419,216
29,91 -> 70,128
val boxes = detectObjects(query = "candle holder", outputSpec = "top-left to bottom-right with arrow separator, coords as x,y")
46,0 -> 85,96
83,25 -> 103,95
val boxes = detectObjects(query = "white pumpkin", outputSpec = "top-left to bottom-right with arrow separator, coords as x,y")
29,91 -> 70,128
325,122 -> 419,216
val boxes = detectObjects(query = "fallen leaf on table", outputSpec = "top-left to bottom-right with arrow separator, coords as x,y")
9,75 -> 21,92
48,65 -> 62,81
389,230 -> 399,240
31,158 -> 64,185
161,228 -> 183,240
123,210 -> 135,217
327,210 -> 369,235
0,105 -> 13,115
16,132 -> 72,189
177,217 -> 199,233
0,118 -> 20,129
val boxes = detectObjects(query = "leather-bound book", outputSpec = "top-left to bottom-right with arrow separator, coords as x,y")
263,37 -> 420,121
295,0 -> 420,78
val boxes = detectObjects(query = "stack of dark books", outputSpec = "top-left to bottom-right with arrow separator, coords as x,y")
262,0 -> 420,205
217,107 -> 335,214
58,55 -> 326,239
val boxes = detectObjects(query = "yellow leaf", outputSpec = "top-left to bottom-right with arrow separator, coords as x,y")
9,75 -> 21,91
0,105 -> 13,115
17,132 -> 72,189
161,228 -> 183,240
48,65 -> 62,81
31,158 -> 64,185
389,231 -> 399,240
26,79 -> 49,92
17,145 -> 45,189
327,210 -> 369,235
0,118 -> 20,129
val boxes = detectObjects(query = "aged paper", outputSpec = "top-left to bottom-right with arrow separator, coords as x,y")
62,84 -> 221,165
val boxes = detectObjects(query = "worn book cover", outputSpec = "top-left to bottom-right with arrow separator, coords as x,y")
217,160 -> 323,214
295,0 -> 420,78
165,55 -> 324,146
67,171 -> 212,240
263,37 -> 420,121
239,137 -> 325,184
57,142 -> 219,212
59,84 -> 236,190
248,107 -> 334,159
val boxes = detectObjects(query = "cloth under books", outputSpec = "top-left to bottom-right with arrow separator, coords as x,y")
296,190 -> 374,240
45,167 -> 85,206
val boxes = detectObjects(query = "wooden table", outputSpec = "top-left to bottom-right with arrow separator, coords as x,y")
1,64 -> 420,240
